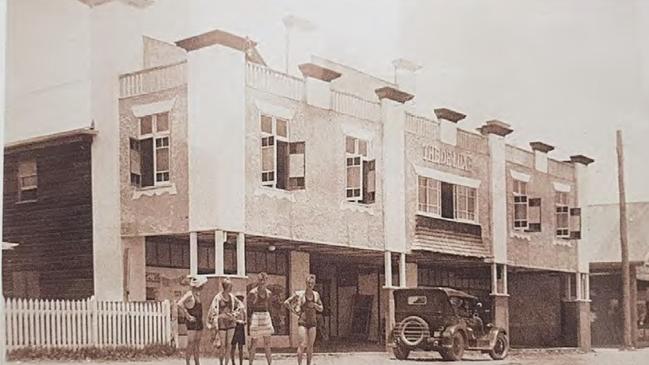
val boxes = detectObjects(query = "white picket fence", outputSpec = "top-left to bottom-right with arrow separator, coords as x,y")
4,296 -> 172,350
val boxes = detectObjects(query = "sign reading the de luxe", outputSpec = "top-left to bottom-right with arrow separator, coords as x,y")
423,145 -> 473,171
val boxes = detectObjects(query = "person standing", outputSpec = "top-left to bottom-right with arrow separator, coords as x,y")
284,274 -> 323,365
208,278 -> 242,365
231,294 -> 247,365
247,272 -> 274,365
177,275 -> 208,365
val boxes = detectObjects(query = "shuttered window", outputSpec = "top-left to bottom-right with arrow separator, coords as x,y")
17,160 -> 38,202
133,112 -> 171,188
513,180 -> 528,229
345,136 -> 375,204
260,114 -> 305,190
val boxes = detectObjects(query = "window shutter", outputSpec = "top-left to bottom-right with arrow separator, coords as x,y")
288,141 -> 305,190
276,140 -> 289,190
441,182 -> 454,219
140,138 -> 154,187
129,138 -> 141,186
527,198 -> 542,232
570,208 -> 582,239
362,159 -> 376,204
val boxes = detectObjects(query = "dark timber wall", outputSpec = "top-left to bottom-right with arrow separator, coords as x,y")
3,136 -> 94,299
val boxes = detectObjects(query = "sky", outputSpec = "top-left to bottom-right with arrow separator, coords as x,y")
5,0 -> 649,205
136,0 -> 649,205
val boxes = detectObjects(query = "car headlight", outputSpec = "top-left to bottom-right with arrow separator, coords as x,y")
433,331 -> 441,337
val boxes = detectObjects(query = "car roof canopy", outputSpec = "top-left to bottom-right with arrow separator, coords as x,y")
396,287 -> 478,301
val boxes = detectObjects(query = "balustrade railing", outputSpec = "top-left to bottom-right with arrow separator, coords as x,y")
119,61 -> 187,98
331,90 -> 381,121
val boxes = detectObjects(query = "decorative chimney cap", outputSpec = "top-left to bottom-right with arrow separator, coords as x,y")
570,155 -> 595,165
434,108 -> 466,123
175,29 -> 266,65
374,86 -> 414,104
478,120 -> 513,137
529,141 -> 555,153
298,63 -> 342,82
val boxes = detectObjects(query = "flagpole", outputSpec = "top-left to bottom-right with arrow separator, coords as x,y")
285,26 -> 290,74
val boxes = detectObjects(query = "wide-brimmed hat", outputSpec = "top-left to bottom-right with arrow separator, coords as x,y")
189,275 -> 208,288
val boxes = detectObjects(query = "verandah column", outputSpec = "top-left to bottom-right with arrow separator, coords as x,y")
189,232 -> 198,276
480,120 -> 514,335
214,230 -> 225,276
384,251 -> 393,288
376,85 -> 413,349
490,263 -> 509,333
399,253 -> 407,288
236,232 -> 246,277
572,154 -> 595,351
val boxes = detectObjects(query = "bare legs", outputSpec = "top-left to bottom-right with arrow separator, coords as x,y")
218,329 -> 235,365
248,336 -> 272,365
231,342 -> 244,365
186,330 -> 202,365
263,336 -> 272,365
297,326 -> 317,365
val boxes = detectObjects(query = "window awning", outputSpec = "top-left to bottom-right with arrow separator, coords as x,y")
413,164 -> 481,189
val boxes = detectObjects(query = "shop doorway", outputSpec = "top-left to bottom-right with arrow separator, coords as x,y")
509,271 -> 574,348
310,253 -> 385,352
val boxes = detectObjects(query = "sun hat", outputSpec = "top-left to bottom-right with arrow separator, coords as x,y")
189,275 -> 208,288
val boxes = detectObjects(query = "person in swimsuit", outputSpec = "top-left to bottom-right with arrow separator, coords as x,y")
247,272 -> 274,365
284,274 -> 323,365
177,275 -> 208,365
231,294 -> 247,365
208,278 -> 242,365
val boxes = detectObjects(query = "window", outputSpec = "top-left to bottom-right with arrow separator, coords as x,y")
513,180 -> 528,229
260,114 -> 305,190
527,198 -> 542,232
454,185 -> 476,221
407,296 -> 427,305
555,191 -> 570,238
245,250 -> 287,275
569,208 -> 582,239
417,177 -> 477,222
418,176 -> 440,214
131,112 -> 171,188
345,136 -> 375,204
18,160 -> 38,202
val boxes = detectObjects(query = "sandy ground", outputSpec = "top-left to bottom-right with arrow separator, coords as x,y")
7,347 -> 649,365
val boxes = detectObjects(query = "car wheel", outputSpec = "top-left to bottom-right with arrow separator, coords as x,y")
440,331 -> 465,361
398,316 -> 428,347
393,343 -> 410,360
489,332 -> 509,360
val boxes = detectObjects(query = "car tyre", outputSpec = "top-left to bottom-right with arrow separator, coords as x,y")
440,331 -> 465,361
488,332 -> 509,360
392,343 -> 410,360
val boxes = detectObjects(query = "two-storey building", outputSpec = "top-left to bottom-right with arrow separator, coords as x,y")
4,19 -> 596,350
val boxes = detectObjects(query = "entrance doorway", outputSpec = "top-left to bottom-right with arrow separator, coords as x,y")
310,253 -> 385,352
509,270 -> 575,348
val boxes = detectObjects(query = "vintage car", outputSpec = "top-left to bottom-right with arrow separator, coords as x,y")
390,287 -> 509,361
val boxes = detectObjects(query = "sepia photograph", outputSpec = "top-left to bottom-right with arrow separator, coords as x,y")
1,1 -> 649,364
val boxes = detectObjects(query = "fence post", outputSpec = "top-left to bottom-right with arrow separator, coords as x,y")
90,296 -> 98,348
162,300 -> 172,346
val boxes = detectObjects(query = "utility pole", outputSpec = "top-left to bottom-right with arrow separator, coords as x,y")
616,129 -> 633,350
0,0 -> 7,361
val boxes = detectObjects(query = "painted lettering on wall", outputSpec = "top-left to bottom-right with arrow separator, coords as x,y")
423,145 -> 473,171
